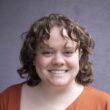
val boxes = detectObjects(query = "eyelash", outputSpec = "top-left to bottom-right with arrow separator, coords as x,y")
42,51 -> 53,54
41,50 -> 74,57
63,51 -> 74,56
42,51 -> 53,56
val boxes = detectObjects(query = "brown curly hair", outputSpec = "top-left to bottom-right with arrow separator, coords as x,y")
17,13 -> 95,86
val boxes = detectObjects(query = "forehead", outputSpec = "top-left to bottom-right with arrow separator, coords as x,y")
39,40 -> 76,49
38,26 -> 78,49
49,26 -> 77,42
38,38 -> 77,50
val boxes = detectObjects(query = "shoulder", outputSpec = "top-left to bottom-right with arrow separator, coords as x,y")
0,83 -> 23,104
0,83 -> 24,110
1,83 -> 23,96
86,86 -> 110,97
85,85 -> 110,104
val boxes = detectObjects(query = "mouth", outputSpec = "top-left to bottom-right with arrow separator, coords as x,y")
48,69 -> 68,74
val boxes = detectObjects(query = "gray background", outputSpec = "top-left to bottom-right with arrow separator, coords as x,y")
0,0 -> 110,93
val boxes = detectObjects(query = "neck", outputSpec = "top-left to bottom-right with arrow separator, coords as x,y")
37,81 -> 84,99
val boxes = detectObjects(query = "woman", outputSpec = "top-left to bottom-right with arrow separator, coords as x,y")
0,13 -> 110,110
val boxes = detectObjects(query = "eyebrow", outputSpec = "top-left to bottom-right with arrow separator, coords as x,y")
39,45 -> 76,51
39,45 -> 53,50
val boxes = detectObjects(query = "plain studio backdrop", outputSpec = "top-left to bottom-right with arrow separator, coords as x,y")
0,0 -> 110,93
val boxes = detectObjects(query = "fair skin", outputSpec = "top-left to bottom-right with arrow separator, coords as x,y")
20,26 -> 84,110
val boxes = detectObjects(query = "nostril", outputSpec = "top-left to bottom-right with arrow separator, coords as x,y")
51,55 -> 65,66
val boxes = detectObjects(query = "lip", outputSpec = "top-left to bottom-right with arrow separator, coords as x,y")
48,69 -> 68,74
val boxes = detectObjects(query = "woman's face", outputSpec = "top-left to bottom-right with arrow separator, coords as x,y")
34,26 -> 80,87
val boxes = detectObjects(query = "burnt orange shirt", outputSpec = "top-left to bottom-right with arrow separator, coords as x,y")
0,83 -> 110,110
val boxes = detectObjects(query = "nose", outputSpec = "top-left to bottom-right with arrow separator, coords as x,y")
51,53 -> 65,66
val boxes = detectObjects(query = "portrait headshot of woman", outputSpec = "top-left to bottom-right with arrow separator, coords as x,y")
0,13 -> 110,110
0,0 -> 110,110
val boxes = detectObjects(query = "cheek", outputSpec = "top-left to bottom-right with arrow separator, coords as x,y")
68,59 -> 79,69
68,54 -> 79,70
34,56 -> 50,70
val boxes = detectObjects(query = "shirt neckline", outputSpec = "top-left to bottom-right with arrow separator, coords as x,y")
65,85 -> 89,110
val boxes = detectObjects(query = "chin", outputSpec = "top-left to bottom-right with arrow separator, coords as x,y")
48,78 -> 72,87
